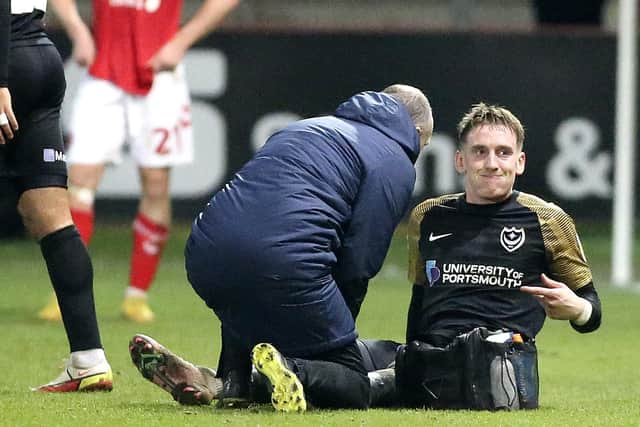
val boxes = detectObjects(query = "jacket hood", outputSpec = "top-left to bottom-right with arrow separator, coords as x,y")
334,91 -> 421,163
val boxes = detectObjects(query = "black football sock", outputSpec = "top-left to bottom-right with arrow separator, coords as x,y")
40,225 -> 102,352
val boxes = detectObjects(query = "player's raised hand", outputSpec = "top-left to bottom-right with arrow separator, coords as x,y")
520,273 -> 588,321
0,87 -> 19,144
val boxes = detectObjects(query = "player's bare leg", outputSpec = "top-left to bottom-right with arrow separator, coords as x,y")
122,167 -> 171,322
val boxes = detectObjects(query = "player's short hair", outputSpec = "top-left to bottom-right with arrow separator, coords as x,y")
382,84 -> 432,130
457,103 -> 525,149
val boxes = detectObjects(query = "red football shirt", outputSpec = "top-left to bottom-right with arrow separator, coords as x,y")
89,0 -> 182,95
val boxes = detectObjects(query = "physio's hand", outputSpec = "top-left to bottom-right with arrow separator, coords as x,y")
0,87 -> 19,144
71,26 -> 96,67
520,273 -> 587,321
147,39 -> 185,72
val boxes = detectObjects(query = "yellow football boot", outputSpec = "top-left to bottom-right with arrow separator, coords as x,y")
121,295 -> 155,323
33,359 -> 113,392
251,343 -> 306,412
37,293 -> 62,321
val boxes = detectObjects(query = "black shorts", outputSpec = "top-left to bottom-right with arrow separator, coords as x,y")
0,40 -> 68,194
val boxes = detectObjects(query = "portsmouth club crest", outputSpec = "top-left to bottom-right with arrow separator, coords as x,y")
425,260 -> 441,286
500,227 -> 525,253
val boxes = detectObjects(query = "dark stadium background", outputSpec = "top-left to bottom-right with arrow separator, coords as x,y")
1,0 -> 631,235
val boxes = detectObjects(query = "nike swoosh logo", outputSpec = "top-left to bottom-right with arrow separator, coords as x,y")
75,369 -> 91,377
429,232 -> 453,242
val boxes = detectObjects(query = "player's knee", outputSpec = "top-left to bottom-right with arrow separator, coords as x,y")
17,205 -> 39,238
17,199 -> 68,240
140,168 -> 170,199
20,215 -> 56,240
142,184 -> 170,203
140,182 -> 171,218
357,339 -> 402,371
68,185 -> 96,208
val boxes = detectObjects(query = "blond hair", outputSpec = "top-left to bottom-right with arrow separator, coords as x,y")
457,103 -> 525,149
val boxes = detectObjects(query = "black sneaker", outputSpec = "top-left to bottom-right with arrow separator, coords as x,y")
217,368 -> 252,408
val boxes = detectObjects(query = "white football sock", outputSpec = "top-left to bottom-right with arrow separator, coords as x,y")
70,348 -> 107,368
125,286 -> 148,298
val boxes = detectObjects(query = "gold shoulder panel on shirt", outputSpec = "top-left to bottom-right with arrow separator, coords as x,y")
516,192 -> 593,290
407,193 -> 462,285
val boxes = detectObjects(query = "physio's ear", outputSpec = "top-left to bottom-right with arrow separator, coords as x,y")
455,150 -> 465,173
416,126 -> 428,148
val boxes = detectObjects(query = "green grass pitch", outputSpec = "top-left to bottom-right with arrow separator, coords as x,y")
1,221 -> 639,426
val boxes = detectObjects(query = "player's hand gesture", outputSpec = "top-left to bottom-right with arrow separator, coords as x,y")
0,87 -> 19,144
147,39 -> 185,72
520,273 -> 588,321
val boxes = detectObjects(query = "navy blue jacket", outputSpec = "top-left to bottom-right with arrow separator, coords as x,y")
186,91 -> 421,355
